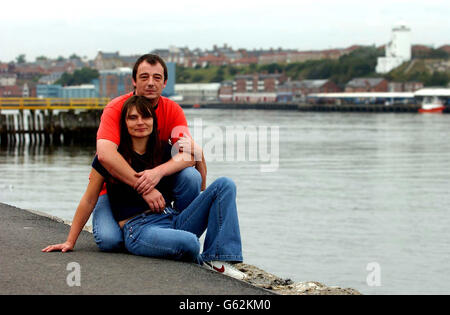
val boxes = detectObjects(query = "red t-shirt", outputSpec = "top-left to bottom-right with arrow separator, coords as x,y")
96,92 -> 191,195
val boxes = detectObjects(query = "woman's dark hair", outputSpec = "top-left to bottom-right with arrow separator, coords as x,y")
118,95 -> 163,169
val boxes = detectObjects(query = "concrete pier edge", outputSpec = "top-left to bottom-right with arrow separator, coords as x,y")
0,202 -> 361,295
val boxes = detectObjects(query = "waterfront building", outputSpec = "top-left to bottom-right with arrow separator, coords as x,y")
233,73 -> 285,94
388,81 -> 424,92
61,84 -> 98,98
376,22 -> 412,74
36,84 -> 62,98
233,92 -> 277,103
345,78 -> 389,93
174,83 -> 220,102
277,79 -> 341,102
98,68 -> 133,98
218,81 -> 233,103
163,62 -> 176,97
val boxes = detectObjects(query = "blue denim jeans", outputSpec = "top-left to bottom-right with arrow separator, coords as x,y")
123,177 -> 243,264
92,167 -> 201,252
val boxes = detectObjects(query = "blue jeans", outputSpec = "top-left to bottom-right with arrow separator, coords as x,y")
92,167 -> 201,252
123,177 -> 243,264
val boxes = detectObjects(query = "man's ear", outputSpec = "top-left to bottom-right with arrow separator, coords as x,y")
132,78 -> 137,89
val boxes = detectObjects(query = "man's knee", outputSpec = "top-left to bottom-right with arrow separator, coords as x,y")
215,177 -> 236,193
175,167 -> 202,191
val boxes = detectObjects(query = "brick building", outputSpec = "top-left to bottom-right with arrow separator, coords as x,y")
94,51 -> 140,70
218,81 -> 233,102
98,68 -> 133,98
233,73 -> 285,93
388,81 -> 423,92
345,78 -> 389,92
278,79 -> 340,101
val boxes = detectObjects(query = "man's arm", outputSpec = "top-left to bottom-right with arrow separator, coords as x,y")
178,136 -> 207,191
97,138 -> 195,195
134,151 -> 195,194
97,139 -> 138,187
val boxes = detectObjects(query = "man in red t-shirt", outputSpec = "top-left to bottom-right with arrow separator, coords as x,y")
93,54 -> 206,252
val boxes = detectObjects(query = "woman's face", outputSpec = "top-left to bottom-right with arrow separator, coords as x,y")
126,106 -> 153,138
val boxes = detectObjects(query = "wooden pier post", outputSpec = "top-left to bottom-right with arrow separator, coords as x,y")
0,114 -> 7,146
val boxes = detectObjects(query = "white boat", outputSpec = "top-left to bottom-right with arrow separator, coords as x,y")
419,96 -> 445,113
415,88 -> 449,113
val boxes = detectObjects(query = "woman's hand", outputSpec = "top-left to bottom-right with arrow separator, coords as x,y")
142,188 -> 166,213
41,241 -> 74,253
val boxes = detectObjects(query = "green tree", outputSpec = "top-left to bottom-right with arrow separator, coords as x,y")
35,56 -> 48,62
56,67 -> 99,86
425,71 -> 449,87
16,54 -> 26,64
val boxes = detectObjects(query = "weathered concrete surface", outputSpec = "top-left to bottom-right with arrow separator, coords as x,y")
0,202 -> 273,295
0,202 -> 361,295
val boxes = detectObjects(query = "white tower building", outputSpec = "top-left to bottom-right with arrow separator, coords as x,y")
376,22 -> 412,74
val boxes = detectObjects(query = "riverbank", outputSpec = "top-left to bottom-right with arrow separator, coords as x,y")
0,202 -> 361,295
180,102 -> 443,113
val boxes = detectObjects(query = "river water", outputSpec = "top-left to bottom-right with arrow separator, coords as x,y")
1,108 -> 449,295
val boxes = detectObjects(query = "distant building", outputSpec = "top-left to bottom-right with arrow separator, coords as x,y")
162,62 -> 176,97
345,78 -> 389,92
61,84 -> 98,98
376,22 -> 412,74
14,64 -> 48,80
233,73 -> 285,94
233,92 -> 277,103
218,81 -> 233,102
0,73 -> 17,86
0,85 -> 22,97
37,84 -> 98,98
388,81 -> 423,92
38,72 -> 63,85
94,51 -> 140,70
278,79 -> 340,101
98,68 -> 133,98
174,83 -> 220,102
36,84 -> 62,98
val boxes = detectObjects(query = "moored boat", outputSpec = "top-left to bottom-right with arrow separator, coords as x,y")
418,96 -> 445,113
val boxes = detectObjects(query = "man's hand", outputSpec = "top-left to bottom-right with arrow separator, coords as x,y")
134,168 -> 163,195
178,136 -> 207,191
142,188 -> 166,213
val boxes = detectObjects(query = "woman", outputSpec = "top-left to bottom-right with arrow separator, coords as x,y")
42,95 -> 246,280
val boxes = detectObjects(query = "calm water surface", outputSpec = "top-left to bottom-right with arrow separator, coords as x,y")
1,109 -> 449,295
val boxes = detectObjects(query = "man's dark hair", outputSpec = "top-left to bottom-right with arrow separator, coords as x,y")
132,54 -> 168,83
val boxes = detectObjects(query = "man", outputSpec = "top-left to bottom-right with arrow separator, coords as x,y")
93,54 -> 206,252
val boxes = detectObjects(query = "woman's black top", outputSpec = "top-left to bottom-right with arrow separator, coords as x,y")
91,145 -> 174,222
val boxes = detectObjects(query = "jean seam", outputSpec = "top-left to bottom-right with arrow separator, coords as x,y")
128,233 -> 181,257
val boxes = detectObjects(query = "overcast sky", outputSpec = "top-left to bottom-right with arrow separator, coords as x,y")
1,0 -> 448,62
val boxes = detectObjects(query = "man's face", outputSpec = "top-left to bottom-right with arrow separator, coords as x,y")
133,60 -> 167,102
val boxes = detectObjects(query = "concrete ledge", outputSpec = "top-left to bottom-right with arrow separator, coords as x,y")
0,202 -> 273,295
